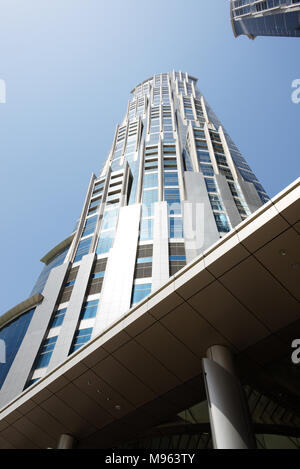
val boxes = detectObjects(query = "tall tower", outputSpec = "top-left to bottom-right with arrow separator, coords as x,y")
0,71 -> 269,406
230,0 -> 300,39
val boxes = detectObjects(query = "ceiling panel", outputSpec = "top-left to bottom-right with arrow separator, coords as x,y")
56,382 -> 117,430
237,205 -> 290,254
147,283 -> 185,320
93,355 -> 156,407
254,227 -> 300,301
73,368 -> 134,419
219,256 -> 300,332
1,424 -> 38,449
204,233 -> 250,279
39,394 -> 96,439
174,258 -> 215,300
13,415 -> 56,449
113,339 -> 180,394
25,405 -> 67,440
187,280 -> 270,350
134,321 -> 202,382
161,301 -> 230,357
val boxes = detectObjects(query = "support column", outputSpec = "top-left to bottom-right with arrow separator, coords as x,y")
202,345 -> 256,449
57,434 -> 76,449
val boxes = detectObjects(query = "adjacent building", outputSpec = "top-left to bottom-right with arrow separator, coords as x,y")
231,0 -> 300,38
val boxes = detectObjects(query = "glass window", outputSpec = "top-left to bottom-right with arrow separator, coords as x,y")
101,208 -> 119,231
164,188 -> 181,215
139,219 -> 153,241
81,215 -> 98,238
205,178 -> 218,193
93,271 -> 105,278
89,197 -> 102,209
183,149 -> 193,171
144,160 -> 158,171
34,336 -> 58,369
0,308 -> 35,389
143,173 -> 158,189
209,194 -> 224,211
169,217 -> 184,239
214,213 -> 231,233
142,189 -> 158,217
93,182 -> 104,195
65,280 -> 75,287
164,172 -> 179,187
69,328 -> 93,354
163,133 -> 175,143
80,300 -> 99,320
30,246 -> 69,296
131,283 -> 152,305
50,308 -> 67,328
197,151 -> 211,163
164,158 -> 177,169
96,230 -> 115,254
200,164 -> 214,177
74,237 -> 92,263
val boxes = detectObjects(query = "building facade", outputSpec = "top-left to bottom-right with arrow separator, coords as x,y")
0,72 -> 299,450
231,0 -> 300,38
4,72 -> 294,449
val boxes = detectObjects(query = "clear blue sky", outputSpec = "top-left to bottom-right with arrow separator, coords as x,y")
0,0 -> 299,314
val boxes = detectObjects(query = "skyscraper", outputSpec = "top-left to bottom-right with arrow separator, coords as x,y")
230,0 -> 300,38
0,72 -> 299,449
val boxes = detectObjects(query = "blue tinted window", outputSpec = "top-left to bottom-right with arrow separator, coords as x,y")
197,151 -> 211,163
25,378 -> 40,388
164,172 -> 179,186
209,194 -> 224,211
200,164 -> 214,177
96,230 -> 115,254
0,308 -> 35,389
136,257 -> 152,264
131,283 -> 152,305
81,215 -> 98,238
69,328 -> 93,354
164,133 -> 175,143
80,300 -> 99,320
89,197 -> 101,209
143,173 -> 158,189
169,217 -> 184,239
164,188 -> 181,215
34,336 -> 58,369
74,237 -> 92,263
169,255 -> 186,261
50,308 -> 67,328
65,280 -> 75,287
31,246 -> 69,296
183,150 -> 193,171
214,213 -> 231,233
140,219 -> 153,241
205,178 -> 218,193
164,159 -> 177,169
128,160 -> 140,205
93,271 -> 105,278
142,189 -> 158,217
102,209 -> 119,230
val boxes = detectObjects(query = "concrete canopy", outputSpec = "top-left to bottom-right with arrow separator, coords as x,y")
0,178 -> 299,449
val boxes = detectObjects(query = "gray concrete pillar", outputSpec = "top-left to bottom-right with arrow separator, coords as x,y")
57,434 -> 76,449
202,345 -> 256,450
